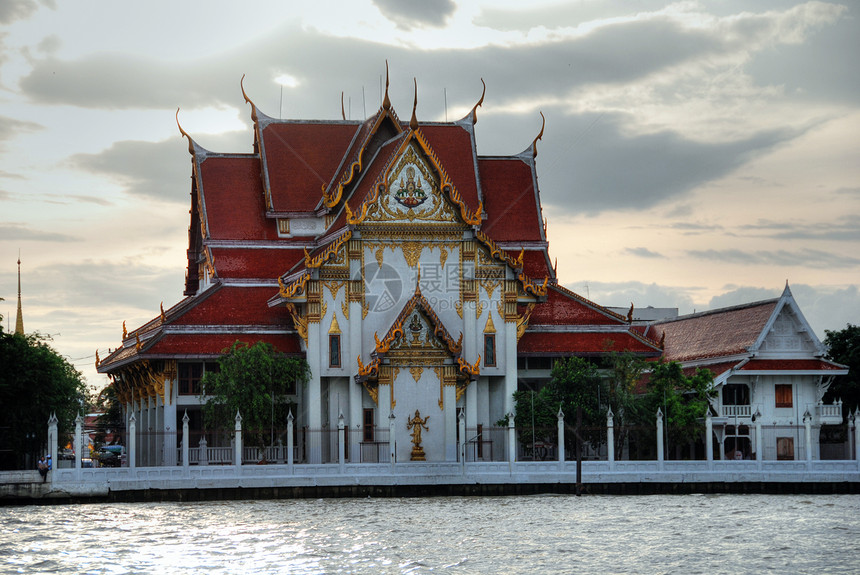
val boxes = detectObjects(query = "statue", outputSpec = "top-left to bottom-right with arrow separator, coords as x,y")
406,409 -> 430,461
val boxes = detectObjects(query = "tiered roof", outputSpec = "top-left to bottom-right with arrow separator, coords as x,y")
98,71 -> 661,376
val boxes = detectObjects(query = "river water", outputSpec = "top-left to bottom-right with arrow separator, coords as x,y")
2,494 -> 858,574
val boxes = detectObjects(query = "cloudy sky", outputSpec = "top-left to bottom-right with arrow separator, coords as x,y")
1,0 -> 858,391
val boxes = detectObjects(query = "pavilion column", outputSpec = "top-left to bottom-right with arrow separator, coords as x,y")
656,408 -> 664,469
557,408 -> 565,470
803,410 -> 813,464
234,411 -> 243,467
128,413 -> 136,470
348,297 -> 363,463
705,409 -> 713,465
458,409 -> 467,464
507,412 -> 516,464
503,312 -> 517,418
74,414 -> 83,474
606,408 -> 615,468
306,320 -> 322,464
162,384 -> 177,466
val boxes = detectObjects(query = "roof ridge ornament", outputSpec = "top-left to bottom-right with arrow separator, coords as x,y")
341,92 -> 346,121
240,74 -> 259,124
175,108 -> 196,156
470,78 -> 486,125
410,78 -> 419,131
383,61 -> 391,111
531,111 -> 545,159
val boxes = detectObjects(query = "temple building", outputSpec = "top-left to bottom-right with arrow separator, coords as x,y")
96,73 -> 662,465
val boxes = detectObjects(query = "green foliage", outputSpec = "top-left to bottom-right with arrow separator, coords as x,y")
201,341 -> 309,450
93,381 -> 125,447
0,332 -> 88,469
824,323 -> 860,415
637,359 -> 716,450
603,351 -> 647,454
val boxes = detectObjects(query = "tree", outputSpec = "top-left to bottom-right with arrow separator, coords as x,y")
201,341 -> 310,455
635,359 -> 715,458
93,381 -> 125,448
0,331 -> 88,470
604,351 -> 647,456
823,324 -> 860,416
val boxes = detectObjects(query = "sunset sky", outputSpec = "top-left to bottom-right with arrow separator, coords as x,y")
1,0 -> 858,391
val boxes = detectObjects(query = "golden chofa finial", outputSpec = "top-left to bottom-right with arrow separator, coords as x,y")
341,91 -> 346,121
531,111 -> 545,159
175,108 -> 195,156
470,78 -> 486,125
240,74 -> 259,123
95,350 -> 100,368
122,321 -> 127,339
382,60 -> 391,111
410,78 -> 418,131
160,302 -> 166,322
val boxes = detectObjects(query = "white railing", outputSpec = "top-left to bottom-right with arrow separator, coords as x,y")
722,404 -> 752,418
817,401 -> 842,419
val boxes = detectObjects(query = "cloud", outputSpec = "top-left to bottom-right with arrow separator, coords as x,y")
0,222 -> 79,242
0,115 -> 41,142
66,131 -> 250,202
739,217 -> 860,242
0,0 -> 39,24
623,247 -> 664,259
372,0 -> 456,30
687,248 -> 860,269
564,279 -> 699,312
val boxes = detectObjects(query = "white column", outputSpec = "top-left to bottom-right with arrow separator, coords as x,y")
234,411 -> 243,467
47,413 -> 58,475
388,411 -> 396,468
656,408 -> 664,468
181,411 -> 190,468
128,413 -> 137,470
306,321 -> 322,464
444,384 -> 457,461
163,391 -> 177,466
606,408 -> 615,467
504,320 -> 517,417
854,409 -> 860,467
287,411 -> 295,472
337,412 -> 345,471
755,409 -> 763,465
804,410 -> 813,463
458,409 -> 467,464
507,412 -> 516,463
705,409 -> 713,463
557,408 -> 565,470
74,414 -> 83,473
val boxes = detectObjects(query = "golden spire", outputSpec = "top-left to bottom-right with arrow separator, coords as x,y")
469,78 -> 486,125
410,78 -> 418,131
531,111 -> 545,159
14,252 -> 23,335
382,61 -> 391,110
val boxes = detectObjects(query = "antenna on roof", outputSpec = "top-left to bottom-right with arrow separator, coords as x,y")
444,88 -> 448,123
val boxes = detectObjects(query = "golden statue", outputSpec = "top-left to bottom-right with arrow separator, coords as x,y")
406,409 -> 430,461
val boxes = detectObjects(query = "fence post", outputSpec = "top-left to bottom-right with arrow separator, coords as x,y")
388,412 -> 396,469
803,409 -> 813,464
854,409 -> 860,468
557,408 -> 565,470
74,413 -> 83,474
754,409 -> 763,466
705,408 -> 713,465
234,411 -> 243,467
338,412 -> 345,471
458,410 -> 466,465
181,411 -> 189,468
128,413 -> 136,469
47,413 -> 58,478
507,412 -> 516,464
606,408 -> 614,468
656,408 -> 664,469
287,411 -> 295,472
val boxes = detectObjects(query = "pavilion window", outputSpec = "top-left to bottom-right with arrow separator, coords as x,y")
722,384 -> 750,406
484,334 -> 496,367
362,408 -> 374,442
329,334 -> 341,368
775,384 -> 793,408
178,363 -> 203,395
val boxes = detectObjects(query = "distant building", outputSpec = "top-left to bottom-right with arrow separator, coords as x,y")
96,74 -> 661,466
645,284 -> 848,460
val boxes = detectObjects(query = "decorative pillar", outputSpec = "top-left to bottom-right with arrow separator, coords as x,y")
287,411 -> 295,472
606,408 -> 615,467
337,412 -> 345,471
854,409 -> 860,467
388,411 -> 396,468
444,383 -> 457,461
705,408 -> 713,464
803,410 -> 813,463
74,413 -> 84,472
656,408 -> 664,468
458,409 -> 467,464
47,413 -> 58,476
198,436 -> 208,466
181,411 -> 189,468
128,413 -> 136,469
507,412 -> 516,464
234,411 -> 243,467
557,408 -> 565,469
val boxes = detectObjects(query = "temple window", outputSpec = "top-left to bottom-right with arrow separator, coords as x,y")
722,384 -> 750,406
178,361 -> 219,395
775,384 -> 793,408
362,408 -> 374,442
329,334 -> 341,368
484,334 -> 496,367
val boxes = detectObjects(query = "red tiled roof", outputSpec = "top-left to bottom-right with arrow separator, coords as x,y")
210,247 -> 304,280
145,333 -> 302,356
518,331 -> 659,355
529,285 -> 628,326
652,300 -> 778,363
738,359 -> 847,372
199,156 -> 276,240
176,286 -> 291,326
478,157 -> 543,242
261,122 -> 360,212
521,249 -> 552,280
421,124 -> 480,214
